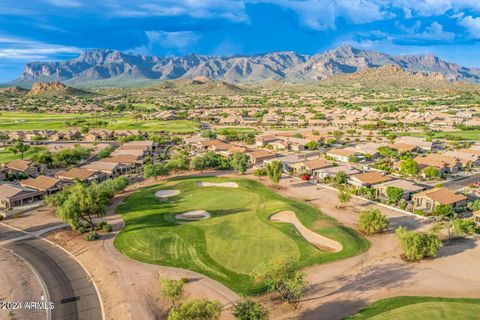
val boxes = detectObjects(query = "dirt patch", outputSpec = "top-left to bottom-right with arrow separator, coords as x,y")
176,210 -> 211,221
155,190 -> 180,199
198,182 -> 239,188
0,249 -> 45,320
270,211 -> 343,252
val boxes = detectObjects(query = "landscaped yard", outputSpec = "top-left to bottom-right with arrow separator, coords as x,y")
114,176 -> 369,294
346,296 -> 480,320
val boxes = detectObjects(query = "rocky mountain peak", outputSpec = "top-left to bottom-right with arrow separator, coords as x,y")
9,45 -> 480,87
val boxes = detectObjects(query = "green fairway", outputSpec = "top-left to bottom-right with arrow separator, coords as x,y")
0,112 -> 198,133
114,177 -> 369,294
346,296 -> 480,320
106,118 -> 198,133
0,146 -> 44,164
395,129 -> 480,141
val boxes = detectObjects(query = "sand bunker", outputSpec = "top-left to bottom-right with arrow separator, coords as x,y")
198,182 -> 239,188
175,210 -> 211,221
270,211 -> 343,252
155,190 -> 180,199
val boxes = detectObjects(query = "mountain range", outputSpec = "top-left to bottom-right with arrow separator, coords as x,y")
9,45 -> 480,87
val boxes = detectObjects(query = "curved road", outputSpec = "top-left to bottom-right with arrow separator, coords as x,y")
0,224 -> 102,320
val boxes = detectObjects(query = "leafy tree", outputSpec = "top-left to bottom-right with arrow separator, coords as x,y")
56,183 -> 107,230
358,208 -> 390,234
432,204 -> 454,218
51,146 -> 90,166
232,299 -> 269,320
450,219 -> 476,237
293,133 -> 303,139
8,140 -> 30,159
0,132 -> 9,146
337,187 -> 351,208
168,299 -> 222,320
396,227 -> 441,261
167,151 -> 190,176
203,151 -> 231,170
252,256 -> 307,303
31,151 -> 53,167
387,134 -> 397,144
253,167 -> 267,180
348,155 -> 360,163
333,130 -> 344,140
144,163 -> 170,180
386,186 -> 403,204
231,152 -> 250,174
422,166 -> 440,179
96,176 -> 129,202
98,145 -> 113,159
305,141 -> 318,150
201,130 -> 217,139
467,199 -> 480,212
190,156 -> 207,172
160,278 -> 188,309
377,146 -> 398,158
265,160 -> 282,189
399,157 -> 417,176
334,171 -> 348,186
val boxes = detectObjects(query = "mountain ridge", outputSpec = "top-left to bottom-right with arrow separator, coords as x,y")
9,45 -> 480,87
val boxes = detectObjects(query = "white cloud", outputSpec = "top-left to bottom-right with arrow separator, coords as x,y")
421,21 -> 455,40
0,35 -> 81,60
459,16 -> 480,39
44,0 -> 82,8
110,0 -> 248,21
129,31 -> 201,55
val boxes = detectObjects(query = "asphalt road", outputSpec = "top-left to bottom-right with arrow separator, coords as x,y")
443,173 -> 480,191
0,225 -> 102,320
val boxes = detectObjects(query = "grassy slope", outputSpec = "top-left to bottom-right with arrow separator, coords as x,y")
114,177 -> 369,294
345,296 -> 480,320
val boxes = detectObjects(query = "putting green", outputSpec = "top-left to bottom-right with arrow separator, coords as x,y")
114,177 -> 369,294
346,297 -> 480,320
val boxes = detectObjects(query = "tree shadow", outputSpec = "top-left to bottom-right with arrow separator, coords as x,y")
25,221 -> 66,233
299,298 -> 368,320
388,216 -> 424,231
437,237 -> 477,258
302,262 -> 414,303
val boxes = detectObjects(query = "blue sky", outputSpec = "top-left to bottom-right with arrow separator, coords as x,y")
1,0 -> 480,81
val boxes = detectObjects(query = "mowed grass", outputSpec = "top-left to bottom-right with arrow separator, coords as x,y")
0,147 -> 44,164
114,177 -> 369,294
106,118 -> 198,133
346,296 -> 480,320
0,112 -> 198,133
395,129 -> 480,141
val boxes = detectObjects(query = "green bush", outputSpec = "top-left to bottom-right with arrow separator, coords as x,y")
358,208 -> 390,234
396,227 -> 441,261
85,231 -> 100,241
77,224 -> 87,234
102,224 -> 113,233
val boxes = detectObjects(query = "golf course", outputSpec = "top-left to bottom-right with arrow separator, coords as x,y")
346,296 -> 480,320
114,176 -> 369,294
